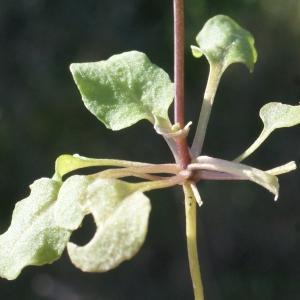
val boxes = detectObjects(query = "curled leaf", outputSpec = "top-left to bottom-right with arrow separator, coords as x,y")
189,156 -> 279,200
55,154 -> 152,179
70,51 -> 174,130
154,116 -> 192,141
192,15 -> 257,72
55,175 -> 151,272
0,178 -> 71,280
234,103 -> 300,162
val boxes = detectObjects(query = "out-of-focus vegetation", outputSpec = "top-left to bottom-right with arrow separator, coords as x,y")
0,1 -> 300,299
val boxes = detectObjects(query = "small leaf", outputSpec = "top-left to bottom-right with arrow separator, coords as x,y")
260,102 -> 300,130
70,51 -> 174,130
191,45 -> 203,58
234,103 -> 300,162
55,154 -> 151,179
193,15 -> 257,72
154,116 -> 192,140
0,178 -> 71,280
55,175 -> 151,272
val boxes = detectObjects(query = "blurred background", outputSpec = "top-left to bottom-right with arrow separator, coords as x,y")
1,0 -> 300,299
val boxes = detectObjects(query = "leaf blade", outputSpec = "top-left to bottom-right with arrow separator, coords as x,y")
234,103 -> 300,162
55,175 -> 151,272
260,102 -> 300,131
193,15 -> 257,72
70,51 -> 174,130
0,178 -> 71,280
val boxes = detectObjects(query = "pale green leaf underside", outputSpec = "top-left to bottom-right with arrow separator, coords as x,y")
234,103 -> 300,162
55,175 -> 151,272
260,102 -> 300,130
193,15 -> 257,72
0,178 -> 71,280
55,154 -> 151,179
70,51 -> 174,130
192,156 -> 279,199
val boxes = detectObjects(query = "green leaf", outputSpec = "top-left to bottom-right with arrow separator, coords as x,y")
234,103 -> 300,162
70,51 -> 174,130
192,15 -> 257,72
260,102 -> 300,130
55,154 -> 152,179
55,175 -> 151,272
0,178 -> 71,280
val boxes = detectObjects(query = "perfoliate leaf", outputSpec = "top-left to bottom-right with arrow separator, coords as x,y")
55,175 -> 151,272
193,15 -> 257,72
234,103 -> 300,162
0,178 -> 71,280
70,51 -> 174,130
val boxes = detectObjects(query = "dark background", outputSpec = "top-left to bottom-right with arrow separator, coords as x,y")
1,0 -> 300,299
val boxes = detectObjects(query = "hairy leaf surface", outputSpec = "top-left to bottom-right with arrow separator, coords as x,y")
192,15 -> 257,72
0,178 -> 71,280
260,102 -> 300,131
234,103 -> 300,162
70,51 -> 174,130
55,175 -> 151,272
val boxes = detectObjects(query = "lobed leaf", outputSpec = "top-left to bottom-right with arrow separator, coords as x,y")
70,51 -> 174,130
0,178 -> 71,280
55,175 -> 151,272
192,15 -> 257,72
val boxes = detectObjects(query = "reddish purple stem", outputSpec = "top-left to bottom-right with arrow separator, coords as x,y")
174,0 -> 190,168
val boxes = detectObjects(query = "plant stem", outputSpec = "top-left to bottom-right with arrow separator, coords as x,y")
173,2 -> 203,299
183,184 -> 204,300
173,0 -> 190,168
190,65 -> 222,159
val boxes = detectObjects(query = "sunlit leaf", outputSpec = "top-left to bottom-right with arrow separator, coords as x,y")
55,154 -> 151,179
234,103 -> 300,162
0,178 -> 71,280
55,175 -> 151,272
70,51 -> 174,130
192,15 -> 257,72
190,15 -> 258,159
260,102 -> 300,130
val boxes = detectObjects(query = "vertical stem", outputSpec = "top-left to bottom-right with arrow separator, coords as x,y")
173,0 -> 191,168
174,0 -> 184,127
183,184 -> 204,300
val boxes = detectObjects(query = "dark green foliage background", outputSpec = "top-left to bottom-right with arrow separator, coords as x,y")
1,0 -> 300,299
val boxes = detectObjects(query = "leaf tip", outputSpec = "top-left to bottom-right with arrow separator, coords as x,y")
191,45 -> 203,58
